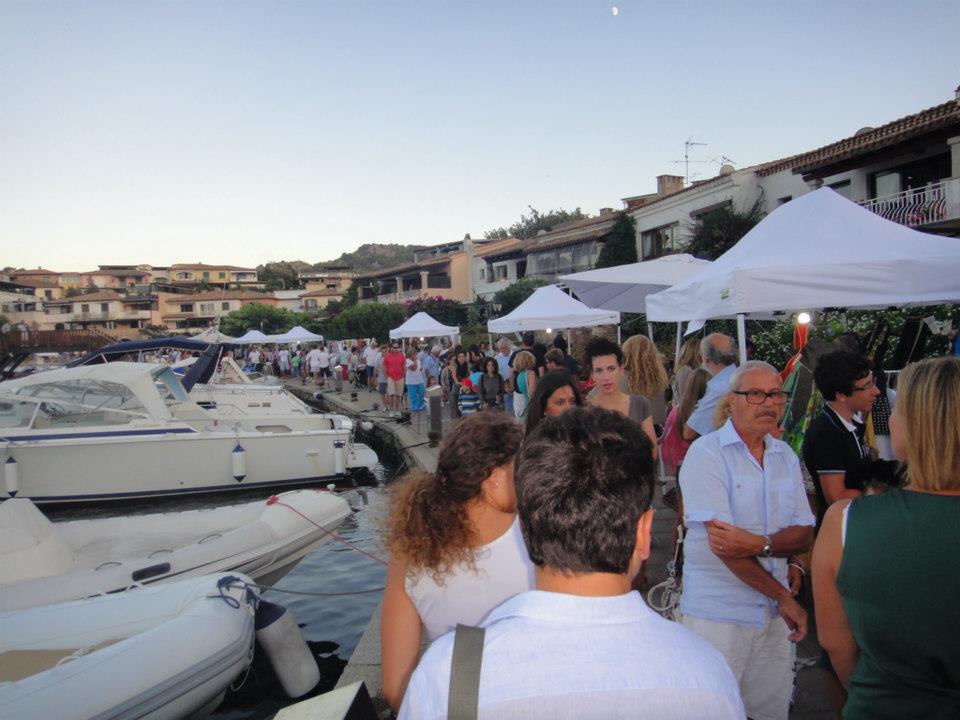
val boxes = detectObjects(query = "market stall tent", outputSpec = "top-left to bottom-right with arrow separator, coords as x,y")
559,254 -> 712,356
559,254 -> 711,313
645,188 -> 960,359
389,312 -> 459,340
191,327 -> 238,343
488,284 -> 620,333
233,329 -> 269,344
268,325 -> 324,343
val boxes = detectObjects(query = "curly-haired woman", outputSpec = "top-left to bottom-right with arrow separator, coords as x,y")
622,334 -> 670,428
380,412 -> 533,712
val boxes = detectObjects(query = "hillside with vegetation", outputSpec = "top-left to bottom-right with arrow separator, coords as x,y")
315,243 -> 427,272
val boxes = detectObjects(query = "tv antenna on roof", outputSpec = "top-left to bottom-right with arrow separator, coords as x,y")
672,138 -> 708,187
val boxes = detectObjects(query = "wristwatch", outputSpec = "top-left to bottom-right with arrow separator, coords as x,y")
760,535 -> 773,558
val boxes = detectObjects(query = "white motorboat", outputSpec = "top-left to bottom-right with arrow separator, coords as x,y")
71,338 -> 380,468
0,573 -> 257,720
0,362 -> 375,504
0,489 -> 352,612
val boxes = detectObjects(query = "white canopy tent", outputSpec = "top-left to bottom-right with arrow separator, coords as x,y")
389,312 -> 460,341
488,284 -> 620,333
267,325 -> 324,343
645,188 -> 960,360
190,327 -> 238,343
559,254 -> 712,357
559,254 -> 711,312
233,329 -> 269,344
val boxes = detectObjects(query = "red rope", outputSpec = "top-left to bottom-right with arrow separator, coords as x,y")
267,494 -> 387,566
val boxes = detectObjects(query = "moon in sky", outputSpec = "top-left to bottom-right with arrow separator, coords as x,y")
611,5 -> 619,16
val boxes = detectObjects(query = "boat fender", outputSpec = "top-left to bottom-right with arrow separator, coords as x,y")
4,456 -> 17,497
232,444 -> 246,482
255,601 -> 320,698
333,440 -> 346,475
313,391 -> 324,401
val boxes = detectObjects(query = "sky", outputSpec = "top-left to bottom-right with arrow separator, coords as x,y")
2,0 -> 958,271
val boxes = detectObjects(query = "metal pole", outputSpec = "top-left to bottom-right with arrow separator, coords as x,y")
617,324 -> 622,344
647,322 -> 655,341
736,313 -> 747,364
675,321 -> 683,364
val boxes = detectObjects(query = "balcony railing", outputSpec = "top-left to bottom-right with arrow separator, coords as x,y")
858,178 -> 960,227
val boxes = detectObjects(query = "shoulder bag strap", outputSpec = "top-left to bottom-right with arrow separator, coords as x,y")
447,623 -> 485,720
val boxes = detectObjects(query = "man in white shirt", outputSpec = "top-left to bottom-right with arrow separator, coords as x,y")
399,407 -> 745,720
363,341 -> 379,391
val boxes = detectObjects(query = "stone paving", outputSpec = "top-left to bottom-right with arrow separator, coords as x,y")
291,380 -> 832,719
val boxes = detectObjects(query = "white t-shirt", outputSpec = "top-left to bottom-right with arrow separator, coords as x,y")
306,349 -> 321,369
405,516 -> 534,642
317,350 -> 330,368
405,358 -> 424,385
248,349 -> 261,364
364,346 -> 378,366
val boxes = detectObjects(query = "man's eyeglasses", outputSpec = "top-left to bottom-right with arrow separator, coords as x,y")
850,378 -> 876,392
733,390 -> 790,405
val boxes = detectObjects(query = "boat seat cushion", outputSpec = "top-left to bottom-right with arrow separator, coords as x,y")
0,639 -> 121,682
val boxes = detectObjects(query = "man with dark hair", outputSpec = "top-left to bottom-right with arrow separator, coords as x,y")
803,350 -> 881,526
683,333 -> 739,440
399,407 -> 744,719
510,330 -> 546,377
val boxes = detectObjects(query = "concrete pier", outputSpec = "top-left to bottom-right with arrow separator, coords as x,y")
290,380 -> 831,719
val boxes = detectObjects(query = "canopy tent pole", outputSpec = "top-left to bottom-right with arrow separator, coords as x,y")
736,314 -> 748,363
674,322 -> 682,363
488,333 -> 494,355
647,322 -> 655,341
617,325 -> 622,344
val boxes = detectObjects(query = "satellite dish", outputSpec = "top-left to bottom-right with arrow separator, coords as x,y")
719,164 -> 735,176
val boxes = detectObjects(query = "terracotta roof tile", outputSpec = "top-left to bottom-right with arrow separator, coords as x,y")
45,290 -> 123,304
355,255 -> 454,280
757,99 -> 960,177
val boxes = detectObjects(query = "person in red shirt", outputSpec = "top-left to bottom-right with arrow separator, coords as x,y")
383,342 -> 407,412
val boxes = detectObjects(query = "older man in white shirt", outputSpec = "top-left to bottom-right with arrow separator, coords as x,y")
680,360 -> 815,720
399,407 -> 744,720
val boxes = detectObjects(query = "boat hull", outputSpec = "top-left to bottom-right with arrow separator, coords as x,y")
1,428 -> 350,504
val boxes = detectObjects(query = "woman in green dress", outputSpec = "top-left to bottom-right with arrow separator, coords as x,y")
813,356 -> 960,719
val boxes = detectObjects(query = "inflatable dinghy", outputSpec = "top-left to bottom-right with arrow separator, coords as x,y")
0,573 -> 257,720
0,489 -> 351,612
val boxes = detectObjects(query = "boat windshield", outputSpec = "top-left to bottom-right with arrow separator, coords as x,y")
0,379 -> 150,428
153,367 -> 190,402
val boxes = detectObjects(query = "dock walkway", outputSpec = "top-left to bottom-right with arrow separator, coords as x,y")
291,381 -> 831,719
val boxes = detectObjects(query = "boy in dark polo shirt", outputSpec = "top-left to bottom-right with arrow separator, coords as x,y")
802,351 -> 881,528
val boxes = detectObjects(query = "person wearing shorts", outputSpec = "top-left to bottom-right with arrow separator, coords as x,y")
383,342 -> 406,412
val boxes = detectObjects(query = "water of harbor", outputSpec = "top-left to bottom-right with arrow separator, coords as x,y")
45,428 -> 397,720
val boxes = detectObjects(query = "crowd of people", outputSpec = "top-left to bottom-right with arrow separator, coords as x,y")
370,327 -> 959,720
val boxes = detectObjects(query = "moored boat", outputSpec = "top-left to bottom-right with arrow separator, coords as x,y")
0,489 -> 352,612
0,362 -> 374,503
0,573 -> 258,720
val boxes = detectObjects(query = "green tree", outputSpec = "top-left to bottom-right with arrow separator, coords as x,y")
493,277 -> 546,315
341,281 -> 359,308
220,302 -> 305,336
139,324 -> 171,339
595,215 -> 637,268
65,287 -> 84,297
258,261 -> 302,291
319,302 -> 405,342
485,206 -> 588,240
684,200 -> 764,260
403,296 -> 465,326
83,281 -> 99,294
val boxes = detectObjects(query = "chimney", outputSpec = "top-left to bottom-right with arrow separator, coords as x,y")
599,207 -> 614,216
657,175 -> 685,196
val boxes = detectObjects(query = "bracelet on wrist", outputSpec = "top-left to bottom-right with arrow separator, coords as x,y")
788,562 -> 805,575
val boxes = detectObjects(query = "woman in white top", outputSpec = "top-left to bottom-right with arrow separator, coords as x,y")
404,349 -> 425,413
381,412 -> 533,712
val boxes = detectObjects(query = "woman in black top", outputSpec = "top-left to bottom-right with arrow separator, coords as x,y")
477,357 -> 504,410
